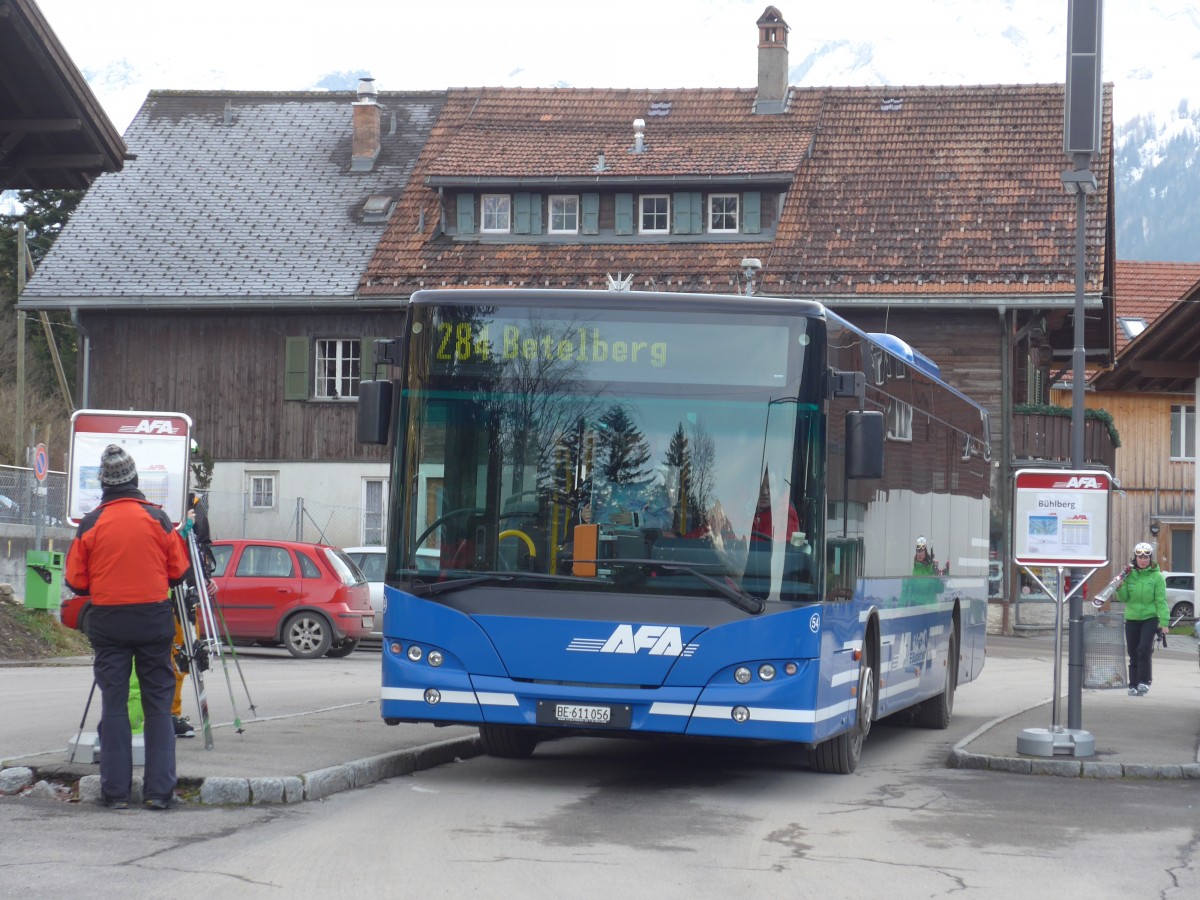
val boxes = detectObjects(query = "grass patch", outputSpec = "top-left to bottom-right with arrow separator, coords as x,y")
1,602 -> 93,658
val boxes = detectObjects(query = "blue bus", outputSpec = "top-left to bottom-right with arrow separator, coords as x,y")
358,289 -> 992,773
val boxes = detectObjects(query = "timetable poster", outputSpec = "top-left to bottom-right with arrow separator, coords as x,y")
1013,469 -> 1110,567
67,410 -> 192,526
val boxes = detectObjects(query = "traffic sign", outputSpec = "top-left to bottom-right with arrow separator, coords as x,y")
33,443 -> 48,482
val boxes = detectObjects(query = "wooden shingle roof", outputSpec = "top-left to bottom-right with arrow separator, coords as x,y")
21,90 -> 444,305
364,82 -> 1113,329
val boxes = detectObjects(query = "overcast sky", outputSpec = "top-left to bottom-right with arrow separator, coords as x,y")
33,0 -> 1200,133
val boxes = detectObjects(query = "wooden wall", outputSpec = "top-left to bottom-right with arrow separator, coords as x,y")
1052,385 -> 1195,577
80,311 -> 405,463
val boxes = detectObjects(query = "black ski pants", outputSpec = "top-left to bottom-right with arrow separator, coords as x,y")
1125,617 -> 1160,689
88,601 -> 177,803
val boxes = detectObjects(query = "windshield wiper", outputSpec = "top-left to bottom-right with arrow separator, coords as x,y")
409,573 -> 515,597
582,557 -> 765,615
408,570 -> 587,598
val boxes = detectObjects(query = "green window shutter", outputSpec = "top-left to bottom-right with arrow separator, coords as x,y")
742,191 -> 761,233
615,193 -> 633,235
530,193 -> 543,234
672,192 -> 690,233
456,194 -> 475,234
581,193 -> 600,234
514,193 -> 532,234
673,192 -> 702,234
285,336 -> 310,401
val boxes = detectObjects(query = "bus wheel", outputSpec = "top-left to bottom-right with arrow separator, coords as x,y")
809,644 -> 876,774
913,629 -> 957,729
479,725 -> 539,759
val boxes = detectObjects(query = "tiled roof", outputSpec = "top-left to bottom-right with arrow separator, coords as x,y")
426,89 -> 811,179
23,90 -> 444,301
363,83 -> 1112,300
1112,260 -> 1200,353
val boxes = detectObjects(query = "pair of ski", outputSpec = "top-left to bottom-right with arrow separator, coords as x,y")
173,531 -> 257,749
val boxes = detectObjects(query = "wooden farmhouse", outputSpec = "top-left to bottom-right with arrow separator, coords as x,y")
19,84 -> 446,545
18,6 -> 1119,612
1083,261 -> 1200,589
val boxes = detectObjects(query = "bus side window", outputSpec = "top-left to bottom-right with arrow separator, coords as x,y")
827,537 -> 862,601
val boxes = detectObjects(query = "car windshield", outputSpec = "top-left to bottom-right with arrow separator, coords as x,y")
394,302 -> 825,604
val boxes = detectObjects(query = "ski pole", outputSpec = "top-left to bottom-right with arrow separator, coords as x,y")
211,593 -> 258,718
174,583 -> 214,749
188,531 -> 245,733
73,678 -> 97,761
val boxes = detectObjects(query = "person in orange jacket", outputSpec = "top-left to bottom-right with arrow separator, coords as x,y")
65,445 -> 189,810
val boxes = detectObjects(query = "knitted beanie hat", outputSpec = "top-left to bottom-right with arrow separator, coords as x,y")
99,444 -> 137,486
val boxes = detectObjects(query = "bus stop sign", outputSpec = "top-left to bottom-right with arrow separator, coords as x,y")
1012,468 -> 1111,568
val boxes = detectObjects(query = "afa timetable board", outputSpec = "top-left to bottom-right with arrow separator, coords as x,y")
1012,468 -> 1111,567
67,410 -> 192,526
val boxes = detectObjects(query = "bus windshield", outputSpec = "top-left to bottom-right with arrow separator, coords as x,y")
396,302 -> 826,604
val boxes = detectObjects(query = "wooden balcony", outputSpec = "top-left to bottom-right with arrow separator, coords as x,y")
1011,411 -> 1117,470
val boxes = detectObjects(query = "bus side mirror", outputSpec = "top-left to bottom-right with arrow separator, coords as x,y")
846,410 -> 884,479
357,380 -> 393,445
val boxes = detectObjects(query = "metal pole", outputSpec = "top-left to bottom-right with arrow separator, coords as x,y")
1067,157 -> 1088,731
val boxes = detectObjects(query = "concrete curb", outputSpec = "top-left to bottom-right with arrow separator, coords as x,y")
48,734 -> 484,807
945,700 -> 1200,779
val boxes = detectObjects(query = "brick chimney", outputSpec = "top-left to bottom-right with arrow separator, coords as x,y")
351,77 -> 380,172
755,6 -> 789,115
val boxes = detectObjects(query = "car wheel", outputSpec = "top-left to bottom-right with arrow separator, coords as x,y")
282,612 -> 333,659
1170,599 -> 1194,622
324,639 -> 360,658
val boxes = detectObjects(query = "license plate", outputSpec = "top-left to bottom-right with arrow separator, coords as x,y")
536,701 -> 631,728
557,703 -> 610,724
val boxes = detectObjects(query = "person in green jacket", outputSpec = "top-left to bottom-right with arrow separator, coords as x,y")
1114,541 -> 1169,696
902,536 -> 945,606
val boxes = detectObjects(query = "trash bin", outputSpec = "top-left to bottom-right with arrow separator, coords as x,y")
1083,609 -> 1127,688
25,550 -> 65,611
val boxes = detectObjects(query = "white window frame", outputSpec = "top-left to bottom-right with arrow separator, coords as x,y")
481,194 -> 512,233
548,194 -> 580,234
248,473 -> 277,510
639,194 -> 670,234
314,338 -> 361,400
887,399 -> 913,442
1170,404 -> 1195,460
708,193 -> 739,233
361,477 -> 388,546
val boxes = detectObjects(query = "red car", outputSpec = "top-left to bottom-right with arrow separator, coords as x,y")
62,539 -> 374,659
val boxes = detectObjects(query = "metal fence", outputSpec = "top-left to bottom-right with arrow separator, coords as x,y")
0,464 -> 69,528
202,489 -> 376,549
0,465 -> 377,550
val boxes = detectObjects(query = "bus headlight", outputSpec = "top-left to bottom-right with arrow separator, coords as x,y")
428,650 -> 444,667
407,645 -> 423,662
731,705 -> 750,723
758,664 -> 777,681
734,666 -> 752,684
424,688 -> 441,705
